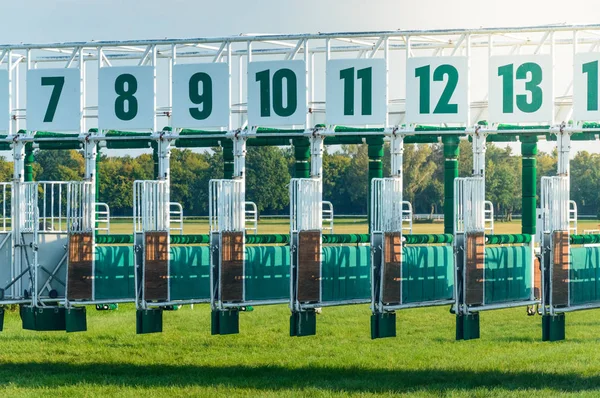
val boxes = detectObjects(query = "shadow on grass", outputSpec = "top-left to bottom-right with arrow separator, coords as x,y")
0,362 -> 599,393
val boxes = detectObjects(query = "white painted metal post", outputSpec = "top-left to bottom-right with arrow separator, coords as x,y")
390,133 -> 404,177
557,128 -> 571,177
472,129 -> 486,178
157,137 -> 171,182
232,133 -> 246,181
310,134 -> 324,179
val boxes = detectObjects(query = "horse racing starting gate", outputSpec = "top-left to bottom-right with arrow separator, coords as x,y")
2,25 -> 600,342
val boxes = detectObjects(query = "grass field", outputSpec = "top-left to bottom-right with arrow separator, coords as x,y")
109,217 -> 600,235
3,218 -> 600,397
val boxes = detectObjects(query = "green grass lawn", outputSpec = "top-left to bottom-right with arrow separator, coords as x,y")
2,304 -> 600,397
108,217 -> 600,235
3,218 -> 600,396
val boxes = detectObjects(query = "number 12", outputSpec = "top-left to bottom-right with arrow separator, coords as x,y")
414,64 -> 458,114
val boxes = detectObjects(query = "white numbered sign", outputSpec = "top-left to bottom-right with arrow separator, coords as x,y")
405,57 -> 468,124
326,58 -> 386,125
574,53 -> 600,122
0,71 -> 8,133
172,63 -> 229,129
98,66 -> 154,130
247,60 -> 307,127
27,68 -> 81,132
488,55 -> 553,124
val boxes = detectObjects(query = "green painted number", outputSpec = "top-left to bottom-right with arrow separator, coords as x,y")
497,64 -> 514,113
114,74 -> 138,121
583,60 -> 599,112
414,65 -> 431,114
188,72 -> 213,120
339,67 -> 373,116
516,63 -> 543,113
256,69 -> 270,117
498,62 -> 543,113
414,64 -> 459,114
255,68 -> 297,117
41,76 -> 64,123
273,69 -> 297,117
433,65 -> 458,114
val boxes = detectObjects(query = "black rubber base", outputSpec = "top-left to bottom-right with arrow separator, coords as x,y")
20,305 -> 66,331
456,313 -> 480,340
542,313 -> 565,341
370,312 -> 396,339
136,309 -> 163,334
290,310 -> 316,337
211,309 -> 240,335
66,307 -> 87,333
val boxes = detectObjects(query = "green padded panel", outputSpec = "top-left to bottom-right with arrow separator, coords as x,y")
570,247 -> 600,305
322,245 -> 371,302
169,246 -> 210,301
402,246 -> 454,303
91,244 -> 458,306
245,246 -> 290,301
484,246 -> 532,304
95,246 -> 135,300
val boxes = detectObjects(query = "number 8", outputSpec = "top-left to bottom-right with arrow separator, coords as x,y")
114,74 -> 138,121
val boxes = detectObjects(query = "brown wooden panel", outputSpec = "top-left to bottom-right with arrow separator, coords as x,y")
465,232 -> 485,306
297,230 -> 321,302
221,231 -> 244,302
67,232 -> 93,300
552,230 -> 569,307
144,231 -> 169,301
533,255 -> 541,300
382,232 -> 402,305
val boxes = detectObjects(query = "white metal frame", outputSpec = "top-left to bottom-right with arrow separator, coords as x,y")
64,181 -> 95,306
169,201 -> 183,235
133,180 -> 171,309
290,177 -> 324,311
401,200 -> 413,235
290,178 -> 322,234
244,201 -> 258,235
541,176 -> 573,315
454,177 -> 537,313
94,202 -> 110,234
4,25 -> 600,135
209,178 -> 249,308
569,200 -> 578,235
322,200 -> 334,234
484,200 -> 494,235
66,182 -> 94,234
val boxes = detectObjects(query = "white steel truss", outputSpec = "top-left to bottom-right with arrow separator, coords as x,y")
4,24 -> 600,134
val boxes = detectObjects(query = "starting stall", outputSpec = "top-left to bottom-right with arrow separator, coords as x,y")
453,129 -> 538,340
209,131 -> 247,335
289,131 -> 324,336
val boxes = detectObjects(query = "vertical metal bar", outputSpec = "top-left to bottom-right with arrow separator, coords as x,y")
384,37 -> 389,128
238,55 -> 243,128
7,50 -> 12,136
304,39 -> 310,128
79,47 -> 86,134
169,44 -> 175,128
550,32 -> 555,126
152,45 -> 157,132
227,42 -> 233,131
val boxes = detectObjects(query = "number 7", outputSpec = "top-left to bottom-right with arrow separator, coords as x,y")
41,76 -> 65,123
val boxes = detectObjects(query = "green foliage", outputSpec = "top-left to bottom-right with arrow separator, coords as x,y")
245,146 -> 290,214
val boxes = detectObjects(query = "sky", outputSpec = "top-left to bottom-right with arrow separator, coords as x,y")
2,0 -> 600,156
1,0 -> 597,44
